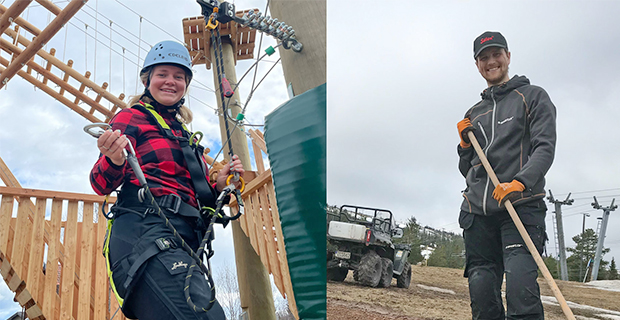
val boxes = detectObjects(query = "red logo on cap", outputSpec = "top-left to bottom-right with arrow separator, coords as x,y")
480,36 -> 494,44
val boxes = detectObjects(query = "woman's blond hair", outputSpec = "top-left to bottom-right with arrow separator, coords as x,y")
126,66 -> 193,124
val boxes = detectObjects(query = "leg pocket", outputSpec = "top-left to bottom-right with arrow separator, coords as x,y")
459,210 -> 475,230
156,247 -> 201,276
150,249 -> 226,319
110,255 -> 132,300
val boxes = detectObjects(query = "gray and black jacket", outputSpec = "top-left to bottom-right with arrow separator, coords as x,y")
458,75 -> 556,215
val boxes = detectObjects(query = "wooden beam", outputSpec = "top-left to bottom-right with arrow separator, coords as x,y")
249,129 -> 267,153
41,48 -> 55,85
34,0 -> 61,16
0,61 -> 100,123
0,0 -> 87,89
0,156 -> 20,188
0,0 -> 33,38
0,4 -> 41,37
74,71 -> 91,104
229,169 -> 273,206
58,59 -> 73,95
3,27 -> 127,111
0,37 -> 117,121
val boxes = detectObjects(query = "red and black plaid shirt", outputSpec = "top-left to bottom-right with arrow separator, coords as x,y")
90,101 -> 215,208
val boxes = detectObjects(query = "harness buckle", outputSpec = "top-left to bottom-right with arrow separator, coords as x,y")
160,193 -> 182,214
155,238 -> 172,251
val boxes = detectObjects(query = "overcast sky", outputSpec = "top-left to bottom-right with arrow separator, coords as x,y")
3,0 -> 620,318
328,0 -> 620,276
0,0 -> 289,317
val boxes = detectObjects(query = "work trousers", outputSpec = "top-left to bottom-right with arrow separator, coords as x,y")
460,200 -> 547,320
108,204 -> 226,320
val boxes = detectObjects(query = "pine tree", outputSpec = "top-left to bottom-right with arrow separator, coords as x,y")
542,255 -> 559,279
567,228 -> 610,282
609,257 -> 618,280
394,216 -> 424,264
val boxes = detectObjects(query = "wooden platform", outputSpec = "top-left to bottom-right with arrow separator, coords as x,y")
182,10 -> 257,69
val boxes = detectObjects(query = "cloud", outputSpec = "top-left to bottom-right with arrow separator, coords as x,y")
328,0 -> 620,259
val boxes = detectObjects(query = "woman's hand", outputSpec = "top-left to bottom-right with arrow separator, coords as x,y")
216,155 -> 245,192
97,129 -> 128,166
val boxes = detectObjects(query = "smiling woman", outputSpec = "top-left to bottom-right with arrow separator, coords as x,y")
148,65 -> 188,106
89,40 -> 245,320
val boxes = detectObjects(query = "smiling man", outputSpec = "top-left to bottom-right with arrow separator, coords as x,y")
455,31 -> 557,320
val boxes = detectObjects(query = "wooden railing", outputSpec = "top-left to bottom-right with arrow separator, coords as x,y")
0,187 -> 126,320
0,129 -> 298,319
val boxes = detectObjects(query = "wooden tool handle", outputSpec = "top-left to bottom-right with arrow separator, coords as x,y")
466,131 -> 575,320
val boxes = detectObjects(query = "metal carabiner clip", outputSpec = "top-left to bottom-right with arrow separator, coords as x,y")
83,123 -> 111,138
225,173 -> 246,193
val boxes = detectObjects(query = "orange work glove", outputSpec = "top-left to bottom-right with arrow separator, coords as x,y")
457,118 -> 475,148
492,179 -> 525,205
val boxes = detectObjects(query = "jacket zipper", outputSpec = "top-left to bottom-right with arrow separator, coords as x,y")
481,87 -> 498,215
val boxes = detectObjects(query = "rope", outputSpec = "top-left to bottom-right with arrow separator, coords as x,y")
113,0 -> 184,43
208,50 -> 282,169
135,16 -> 142,95
62,24 -> 68,63
249,0 -> 270,97
212,24 -> 235,161
122,47 -> 126,96
109,20 -> 113,106
215,58 -> 281,159
65,10 -> 217,94
94,0 -> 98,82
84,24 -> 88,71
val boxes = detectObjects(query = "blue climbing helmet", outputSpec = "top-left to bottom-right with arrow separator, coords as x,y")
141,40 -> 193,86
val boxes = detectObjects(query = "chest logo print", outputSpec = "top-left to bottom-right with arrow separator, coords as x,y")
171,261 -> 188,270
498,116 -> 514,125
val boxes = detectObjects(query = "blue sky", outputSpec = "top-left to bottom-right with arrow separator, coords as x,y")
0,0 -> 289,316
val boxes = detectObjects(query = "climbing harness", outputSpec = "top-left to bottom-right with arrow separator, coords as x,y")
82,0 -> 305,314
84,117 -> 243,314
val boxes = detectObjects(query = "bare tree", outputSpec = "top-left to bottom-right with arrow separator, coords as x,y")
215,263 -> 296,320
215,264 -> 242,320
273,285 -> 295,320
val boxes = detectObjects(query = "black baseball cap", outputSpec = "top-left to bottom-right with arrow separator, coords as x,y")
473,31 -> 508,59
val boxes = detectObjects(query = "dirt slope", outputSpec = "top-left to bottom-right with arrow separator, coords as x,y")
327,265 -> 620,320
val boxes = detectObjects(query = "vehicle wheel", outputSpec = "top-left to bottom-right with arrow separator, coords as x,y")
327,267 -> 348,282
378,258 -> 393,288
353,250 -> 382,287
396,262 -> 411,288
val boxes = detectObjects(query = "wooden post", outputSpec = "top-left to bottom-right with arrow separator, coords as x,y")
269,0 -> 326,96
210,35 -> 276,320
0,4 -> 41,37
0,0 -> 87,89
0,0 -> 33,37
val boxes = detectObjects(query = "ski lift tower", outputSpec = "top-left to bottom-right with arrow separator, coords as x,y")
590,196 -> 617,281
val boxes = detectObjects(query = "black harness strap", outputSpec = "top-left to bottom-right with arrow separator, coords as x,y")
132,103 -> 215,207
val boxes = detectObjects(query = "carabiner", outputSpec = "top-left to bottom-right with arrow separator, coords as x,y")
226,174 -> 245,193
84,123 -> 111,138
189,131 -> 203,147
206,15 -> 219,30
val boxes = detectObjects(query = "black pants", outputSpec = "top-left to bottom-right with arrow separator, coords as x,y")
460,201 -> 547,320
109,206 -> 226,320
